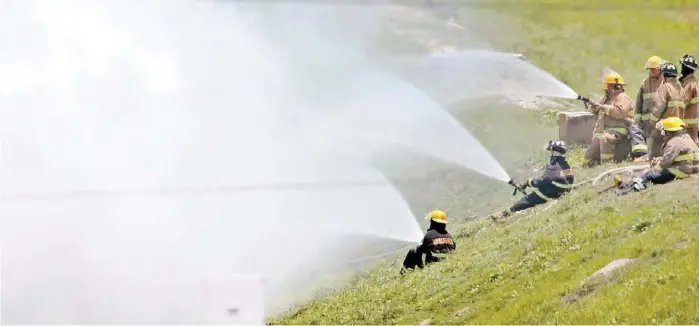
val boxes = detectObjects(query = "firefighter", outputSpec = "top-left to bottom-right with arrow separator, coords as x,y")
583,71 -> 634,166
635,56 -> 665,138
648,62 -> 687,159
680,54 -> 699,144
491,140 -> 574,221
401,209 -> 456,272
617,117 -> 699,194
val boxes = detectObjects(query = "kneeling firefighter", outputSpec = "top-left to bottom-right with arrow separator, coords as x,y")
582,71 -> 634,166
617,117 -> 699,194
492,140 -> 574,221
401,210 -> 456,272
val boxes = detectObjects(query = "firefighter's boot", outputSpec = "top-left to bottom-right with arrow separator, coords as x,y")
490,209 -> 510,222
616,177 -> 645,195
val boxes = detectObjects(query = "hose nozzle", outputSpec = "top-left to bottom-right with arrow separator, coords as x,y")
508,179 -> 527,196
577,94 -> 591,110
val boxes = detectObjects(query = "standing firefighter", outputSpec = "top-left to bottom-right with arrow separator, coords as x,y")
617,117 -> 699,194
635,55 -> 665,137
583,71 -> 634,166
401,210 -> 456,272
648,62 -> 687,159
491,140 -> 574,221
680,54 -> 699,144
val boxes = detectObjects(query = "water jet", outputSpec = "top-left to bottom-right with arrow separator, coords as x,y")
0,1 -> 584,322
382,49 -> 579,106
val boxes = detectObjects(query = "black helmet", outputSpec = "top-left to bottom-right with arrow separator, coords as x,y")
680,54 -> 698,71
547,140 -> 566,154
662,62 -> 680,77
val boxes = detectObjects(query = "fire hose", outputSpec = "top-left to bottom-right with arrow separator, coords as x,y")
589,164 -> 650,185
506,164 -> 650,195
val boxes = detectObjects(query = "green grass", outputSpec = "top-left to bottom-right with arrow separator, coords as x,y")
270,1 -> 699,324
478,0 -> 699,98
273,169 -> 699,324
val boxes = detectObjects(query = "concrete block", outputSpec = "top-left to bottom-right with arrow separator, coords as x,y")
557,111 -> 597,146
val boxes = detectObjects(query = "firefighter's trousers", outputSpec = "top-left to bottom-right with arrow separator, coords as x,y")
642,169 -> 677,186
401,248 -> 444,273
584,130 -> 631,166
640,120 -> 653,140
647,129 -> 664,159
629,123 -> 648,159
688,125 -> 699,144
686,105 -> 699,143
402,248 -> 424,271
509,192 -> 547,213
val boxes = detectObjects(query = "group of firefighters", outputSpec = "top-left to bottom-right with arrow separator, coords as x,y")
583,54 -> 699,166
580,54 -> 699,191
402,54 -> 699,272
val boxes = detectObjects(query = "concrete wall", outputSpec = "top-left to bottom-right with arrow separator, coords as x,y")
557,111 -> 596,146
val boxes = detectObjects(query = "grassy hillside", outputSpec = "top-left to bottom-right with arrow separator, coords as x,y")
480,0 -> 699,97
273,165 -> 699,324
271,1 -> 699,324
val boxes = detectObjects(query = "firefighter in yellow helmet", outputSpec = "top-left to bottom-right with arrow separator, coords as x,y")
680,54 -> 699,144
401,209 -> 455,272
617,117 -> 699,194
583,71 -> 634,166
648,62 -> 688,159
635,56 -> 665,138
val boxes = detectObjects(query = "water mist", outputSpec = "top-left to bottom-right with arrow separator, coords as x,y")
0,1 -> 513,323
383,49 -> 579,106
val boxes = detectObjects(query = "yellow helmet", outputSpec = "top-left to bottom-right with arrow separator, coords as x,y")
603,72 -> 625,90
645,55 -> 663,69
426,209 -> 448,224
660,117 -> 686,131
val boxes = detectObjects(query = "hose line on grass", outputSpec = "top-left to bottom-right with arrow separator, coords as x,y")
495,164 -> 651,220
569,164 -> 650,189
590,164 -> 650,185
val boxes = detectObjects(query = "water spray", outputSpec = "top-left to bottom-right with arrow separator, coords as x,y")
0,178 -> 430,201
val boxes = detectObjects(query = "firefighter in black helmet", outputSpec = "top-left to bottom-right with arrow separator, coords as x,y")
680,54 -> 699,143
492,140 -> 575,221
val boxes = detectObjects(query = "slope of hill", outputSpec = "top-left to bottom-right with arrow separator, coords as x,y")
274,165 -> 699,324
270,1 -> 699,324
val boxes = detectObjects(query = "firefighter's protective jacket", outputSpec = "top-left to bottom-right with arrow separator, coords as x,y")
635,75 -> 664,122
650,77 -> 687,124
681,74 -> 699,125
592,91 -> 633,139
417,222 -> 455,263
526,155 -> 575,201
402,221 -> 455,270
654,133 -> 699,178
